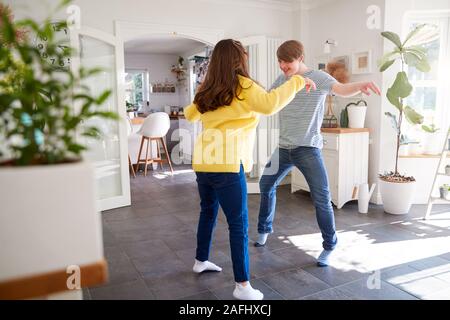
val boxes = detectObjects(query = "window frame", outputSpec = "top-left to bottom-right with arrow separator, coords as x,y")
124,68 -> 149,107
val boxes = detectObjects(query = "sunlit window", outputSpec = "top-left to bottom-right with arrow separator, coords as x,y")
405,14 -> 450,150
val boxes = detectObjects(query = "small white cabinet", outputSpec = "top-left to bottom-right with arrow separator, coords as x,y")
291,128 -> 370,209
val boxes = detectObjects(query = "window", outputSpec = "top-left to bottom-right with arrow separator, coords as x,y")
125,69 -> 149,109
405,13 -> 450,144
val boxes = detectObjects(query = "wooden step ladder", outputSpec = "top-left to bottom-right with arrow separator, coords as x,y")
424,127 -> 450,220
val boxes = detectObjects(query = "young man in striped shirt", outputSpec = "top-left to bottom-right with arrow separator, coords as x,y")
255,40 -> 380,267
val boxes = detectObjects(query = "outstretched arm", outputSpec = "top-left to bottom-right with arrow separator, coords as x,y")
331,81 -> 381,97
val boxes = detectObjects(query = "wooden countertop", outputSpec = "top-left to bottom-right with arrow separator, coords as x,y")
321,128 -> 371,134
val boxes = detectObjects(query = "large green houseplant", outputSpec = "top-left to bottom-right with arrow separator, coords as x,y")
378,24 -> 437,214
0,2 -> 116,299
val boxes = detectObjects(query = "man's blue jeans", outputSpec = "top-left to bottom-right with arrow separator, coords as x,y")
258,147 -> 338,251
195,165 -> 249,282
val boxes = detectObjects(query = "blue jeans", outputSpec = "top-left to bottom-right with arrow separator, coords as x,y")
195,165 -> 249,282
258,147 -> 338,251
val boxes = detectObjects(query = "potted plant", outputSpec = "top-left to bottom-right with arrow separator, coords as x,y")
341,100 -> 367,129
0,2 -> 117,299
126,101 -> 137,119
439,184 -> 450,200
378,24 -> 437,215
421,123 -> 442,155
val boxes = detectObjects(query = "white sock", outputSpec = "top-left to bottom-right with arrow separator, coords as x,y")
317,249 -> 334,267
233,282 -> 264,300
193,259 -> 222,273
255,233 -> 269,247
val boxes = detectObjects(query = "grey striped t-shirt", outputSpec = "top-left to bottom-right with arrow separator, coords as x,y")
271,70 -> 337,149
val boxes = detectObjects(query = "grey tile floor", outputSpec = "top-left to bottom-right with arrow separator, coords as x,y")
84,165 -> 450,300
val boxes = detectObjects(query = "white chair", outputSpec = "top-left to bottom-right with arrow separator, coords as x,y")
135,112 -> 174,176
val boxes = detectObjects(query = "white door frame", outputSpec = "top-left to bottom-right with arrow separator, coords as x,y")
114,21 -> 224,47
70,26 -> 131,211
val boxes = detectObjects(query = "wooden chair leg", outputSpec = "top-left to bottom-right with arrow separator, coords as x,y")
128,154 -> 136,178
160,137 -> 174,174
155,138 -> 163,171
144,137 -> 150,177
135,136 -> 145,173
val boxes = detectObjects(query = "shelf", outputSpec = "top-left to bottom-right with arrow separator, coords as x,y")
431,197 -> 450,204
437,173 -> 450,177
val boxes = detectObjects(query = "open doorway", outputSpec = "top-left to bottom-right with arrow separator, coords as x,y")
123,34 -> 213,186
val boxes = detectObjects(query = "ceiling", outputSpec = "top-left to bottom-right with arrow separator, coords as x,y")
124,36 -> 206,55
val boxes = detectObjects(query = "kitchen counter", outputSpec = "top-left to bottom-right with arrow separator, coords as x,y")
321,128 -> 371,134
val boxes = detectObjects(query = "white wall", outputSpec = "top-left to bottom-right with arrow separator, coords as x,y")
6,0 -> 294,39
125,53 -> 188,112
295,0 -> 386,204
380,0 -> 450,204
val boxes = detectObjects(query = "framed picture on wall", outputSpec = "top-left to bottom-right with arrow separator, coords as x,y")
314,55 -> 329,71
352,50 -> 372,74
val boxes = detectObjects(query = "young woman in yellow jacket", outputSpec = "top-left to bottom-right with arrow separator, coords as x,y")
184,39 -> 316,300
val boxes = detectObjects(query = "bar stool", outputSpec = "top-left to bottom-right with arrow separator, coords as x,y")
134,112 -> 174,176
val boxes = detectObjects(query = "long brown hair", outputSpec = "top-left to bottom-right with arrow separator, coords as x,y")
194,39 -> 252,114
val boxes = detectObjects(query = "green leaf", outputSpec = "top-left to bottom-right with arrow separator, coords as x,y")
422,124 -> 439,133
415,59 -> 431,72
403,50 -> 431,72
391,72 -> 413,98
380,59 -> 396,72
381,31 -> 403,49
95,90 -> 112,105
402,24 -> 426,47
404,106 -> 424,125
386,88 -> 403,111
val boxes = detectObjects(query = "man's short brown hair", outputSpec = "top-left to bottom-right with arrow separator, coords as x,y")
277,40 -> 305,63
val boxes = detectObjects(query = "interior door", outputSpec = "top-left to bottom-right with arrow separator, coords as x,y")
70,27 -> 131,211
239,36 -> 282,193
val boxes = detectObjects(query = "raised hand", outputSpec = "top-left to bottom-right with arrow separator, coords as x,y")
360,82 -> 381,96
304,77 -> 317,93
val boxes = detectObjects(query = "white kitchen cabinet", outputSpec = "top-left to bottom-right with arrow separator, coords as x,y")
291,128 -> 370,209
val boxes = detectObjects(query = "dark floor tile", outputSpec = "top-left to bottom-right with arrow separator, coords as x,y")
132,254 -> 186,277
249,251 -> 295,278
82,288 -> 91,300
260,269 -> 330,299
146,271 -> 210,300
335,278 -> 418,300
299,287 -> 353,300
301,264 -> 368,287
102,246 -> 141,286
179,291 -> 218,300
89,279 -> 155,300
120,239 -> 173,259
270,246 -> 316,268
408,256 -> 450,271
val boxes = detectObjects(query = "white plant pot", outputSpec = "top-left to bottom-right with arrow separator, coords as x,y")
422,132 -> 443,155
0,160 -> 105,299
379,178 -> 416,215
347,106 -> 367,129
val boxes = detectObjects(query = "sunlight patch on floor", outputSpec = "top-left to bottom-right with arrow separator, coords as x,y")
152,169 -> 194,179
287,230 -> 450,274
